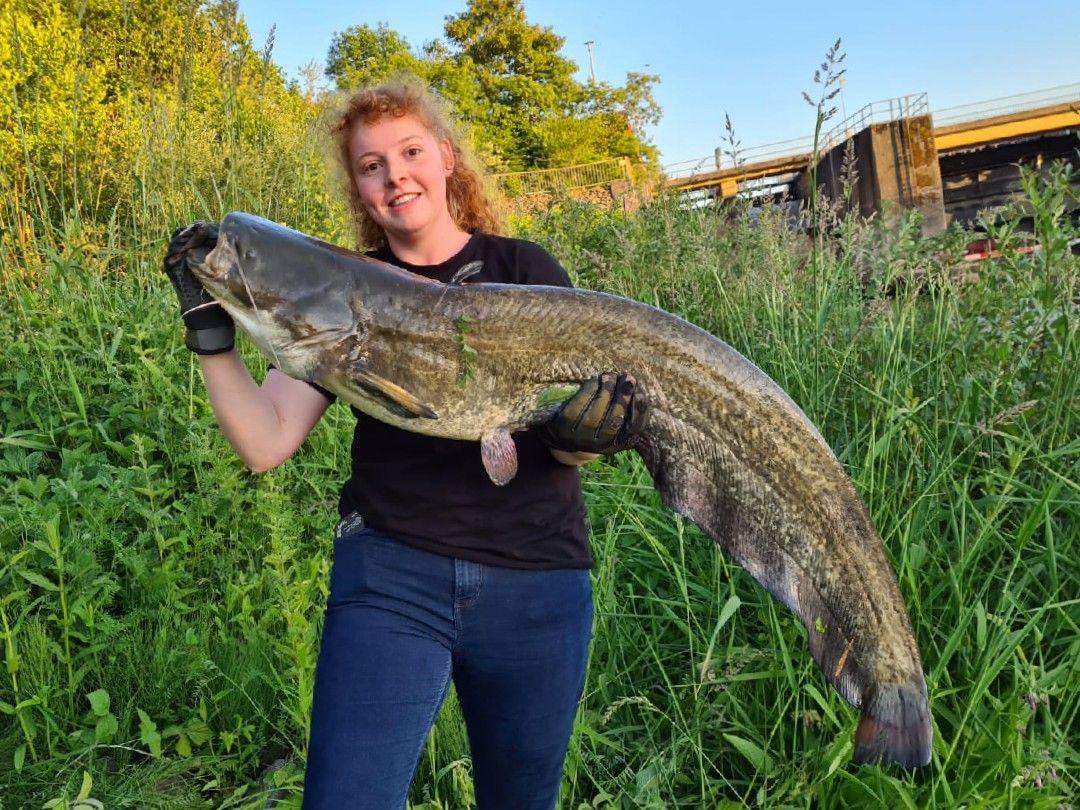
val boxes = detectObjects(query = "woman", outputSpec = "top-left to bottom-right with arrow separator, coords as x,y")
162,76 -> 647,809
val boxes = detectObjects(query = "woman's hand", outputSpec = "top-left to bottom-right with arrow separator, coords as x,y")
540,373 -> 649,457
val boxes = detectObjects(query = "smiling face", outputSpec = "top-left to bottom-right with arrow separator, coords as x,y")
347,113 -> 465,259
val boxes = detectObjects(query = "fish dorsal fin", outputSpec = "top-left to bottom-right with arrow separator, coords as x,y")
341,362 -> 438,420
480,428 -> 518,485
449,261 -> 484,285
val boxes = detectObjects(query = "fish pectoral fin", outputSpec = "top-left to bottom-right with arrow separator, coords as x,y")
480,428 -> 518,486
342,364 -> 438,420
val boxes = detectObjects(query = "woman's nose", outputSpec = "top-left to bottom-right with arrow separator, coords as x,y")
383,158 -> 405,186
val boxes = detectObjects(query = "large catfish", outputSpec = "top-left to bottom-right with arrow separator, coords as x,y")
189,212 -> 932,768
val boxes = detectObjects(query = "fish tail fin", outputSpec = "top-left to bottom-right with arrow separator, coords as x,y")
853,682 -> 932,768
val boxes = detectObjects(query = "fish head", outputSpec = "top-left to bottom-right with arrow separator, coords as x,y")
189,211 -> 366,378
192,212 -> 324,309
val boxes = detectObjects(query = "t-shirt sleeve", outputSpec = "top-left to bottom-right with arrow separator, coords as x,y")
516,240 -> 574,288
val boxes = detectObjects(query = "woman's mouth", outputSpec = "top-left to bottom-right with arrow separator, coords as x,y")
389,192 -> 420,208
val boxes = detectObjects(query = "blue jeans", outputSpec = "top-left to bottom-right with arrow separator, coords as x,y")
302,527 -> 593,809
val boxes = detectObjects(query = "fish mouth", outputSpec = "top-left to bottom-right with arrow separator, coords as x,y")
191,234 -> 237,283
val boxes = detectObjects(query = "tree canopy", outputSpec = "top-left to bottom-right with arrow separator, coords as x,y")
325,0 -> 660,172
0,0 -> 660,246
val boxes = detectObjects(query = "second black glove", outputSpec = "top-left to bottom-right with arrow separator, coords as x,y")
539,372 -> 649,455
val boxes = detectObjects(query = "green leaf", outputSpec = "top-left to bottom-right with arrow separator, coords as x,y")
77,770 -> 93,800
137,707 -> 154,731
175,733 -> 192,758
1,433 -> 53,451
138,709 -> 161,757
95,713 -> 118,744
536,384 -> 579,408
17,570 -> 58,592
14,744 -> 26,771
717,593 -> 742,630
146,729 -> 162,758
87,688 -> 110,717
825,739 -> 852,777
184,719 -> 214,746
722,733 -> 774,772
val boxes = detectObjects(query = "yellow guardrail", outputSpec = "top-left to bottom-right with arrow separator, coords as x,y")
492,157 -> 632,196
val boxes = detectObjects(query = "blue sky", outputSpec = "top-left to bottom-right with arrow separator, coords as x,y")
240,0 -> 1080,167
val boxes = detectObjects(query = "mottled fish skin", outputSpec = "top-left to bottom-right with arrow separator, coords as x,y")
191,212 -> 932,768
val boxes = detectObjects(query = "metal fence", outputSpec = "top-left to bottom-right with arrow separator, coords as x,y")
492,157 -> 632,196
821,92 -> 929,149
664,136 -> 814,179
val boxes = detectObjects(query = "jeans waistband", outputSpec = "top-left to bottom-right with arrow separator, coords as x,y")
334,511 -> 366,540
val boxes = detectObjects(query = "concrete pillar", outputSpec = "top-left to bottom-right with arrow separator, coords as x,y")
871,114 -> 946,235
808,113 -> 946,235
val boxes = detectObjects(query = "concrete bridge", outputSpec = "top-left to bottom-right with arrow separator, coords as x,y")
664,84 -> 1080,232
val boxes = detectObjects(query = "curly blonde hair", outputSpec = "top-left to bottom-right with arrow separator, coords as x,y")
330,75 -> 506,249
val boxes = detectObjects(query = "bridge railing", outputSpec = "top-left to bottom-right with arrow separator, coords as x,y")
664,84 -> 1080,185
932,81 -> 1080,126
664,136 -> 814,178
663,92 -> 930,180
821,92 -> 929,149
491,157 -> 632,196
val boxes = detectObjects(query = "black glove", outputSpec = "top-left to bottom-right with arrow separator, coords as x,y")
163,222 -> 234,355
540,372 -> 649,455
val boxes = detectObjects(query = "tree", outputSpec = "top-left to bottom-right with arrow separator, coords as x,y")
325,23 -> 424,90
442,0 -> 579,169
567,72 -> 662,164
1,0 -> 328,234
319,1 -> 662,173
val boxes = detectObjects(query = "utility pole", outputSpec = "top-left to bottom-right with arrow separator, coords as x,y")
584,40 -> 596,83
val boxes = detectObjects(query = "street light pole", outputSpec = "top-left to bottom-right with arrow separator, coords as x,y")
584,40 -> 596,83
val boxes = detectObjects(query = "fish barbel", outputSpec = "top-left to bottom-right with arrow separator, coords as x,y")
189,211 -> 932,768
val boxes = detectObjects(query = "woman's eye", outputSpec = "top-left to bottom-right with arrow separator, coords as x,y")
405,146 -> 422,158
360,161 -> 380,175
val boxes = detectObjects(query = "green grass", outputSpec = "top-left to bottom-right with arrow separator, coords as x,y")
1,154 -> 1078,807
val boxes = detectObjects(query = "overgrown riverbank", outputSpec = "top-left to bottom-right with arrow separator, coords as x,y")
2,169 -> 1078,807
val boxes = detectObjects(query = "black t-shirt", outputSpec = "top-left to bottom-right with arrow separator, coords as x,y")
324,232 -> 591,569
